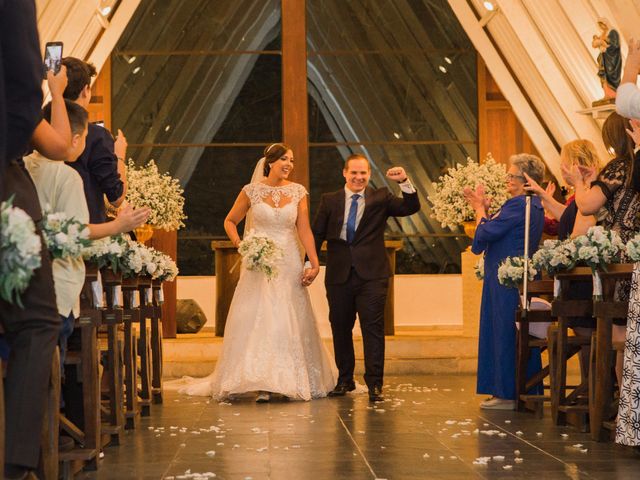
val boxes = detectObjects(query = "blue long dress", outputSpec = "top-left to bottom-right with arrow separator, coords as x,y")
472,195 -> 544,400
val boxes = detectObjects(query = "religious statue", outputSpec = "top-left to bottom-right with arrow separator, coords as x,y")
592,17 -> 622,106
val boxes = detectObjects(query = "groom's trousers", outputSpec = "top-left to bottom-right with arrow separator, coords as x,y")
326,268 -> 388,389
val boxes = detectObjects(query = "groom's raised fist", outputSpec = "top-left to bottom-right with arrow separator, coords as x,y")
386,166 -> 407,183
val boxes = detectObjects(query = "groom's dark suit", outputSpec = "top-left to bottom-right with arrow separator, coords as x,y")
312,185 -> 420,390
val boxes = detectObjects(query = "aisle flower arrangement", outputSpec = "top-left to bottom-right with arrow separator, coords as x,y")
429,154 -> 509,230
125,159 -> 187,231
0,200 -> 42,306
82,234 -> 129,273
497,256 -> 537,289
573,226 -> 624,272
238,230 -> 282,280
41,210 -> 91,259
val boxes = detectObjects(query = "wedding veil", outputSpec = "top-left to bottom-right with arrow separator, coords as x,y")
243,156 -> 266,236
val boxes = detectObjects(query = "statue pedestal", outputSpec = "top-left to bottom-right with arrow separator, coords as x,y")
461,249 -> 482,338
211,239 -> 404,337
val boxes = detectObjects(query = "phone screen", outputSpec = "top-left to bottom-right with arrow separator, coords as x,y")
44,42 -> 63,78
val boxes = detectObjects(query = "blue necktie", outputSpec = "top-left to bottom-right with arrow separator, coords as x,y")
346,194 -> 360,244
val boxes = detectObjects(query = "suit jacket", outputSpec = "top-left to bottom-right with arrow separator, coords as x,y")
312,186 -> 420,285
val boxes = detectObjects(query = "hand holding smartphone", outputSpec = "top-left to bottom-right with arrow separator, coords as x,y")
43,41 -> 63,79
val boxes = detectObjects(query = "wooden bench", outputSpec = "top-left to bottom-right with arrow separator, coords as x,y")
515,279 -> 555,417
590,263 -> 633,441
150,279 -> 164,404
550,267 -> 594,429
121,276 -> 141,429
135,276 -> 153,417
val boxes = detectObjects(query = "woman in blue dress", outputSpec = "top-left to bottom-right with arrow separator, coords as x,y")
464,153 -> 546,410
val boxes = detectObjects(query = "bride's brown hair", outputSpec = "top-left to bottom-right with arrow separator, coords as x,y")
263,143 -> 292,176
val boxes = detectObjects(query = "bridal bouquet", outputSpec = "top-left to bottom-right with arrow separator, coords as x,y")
0,200 -> 42,306
82,234 -> 129,273
429,154 -> 509,230
238,230 -> 282,280
497,256 -> 537,289
125,159 -> 187,231
573,226 -> 624,272
41,210 -> 91,259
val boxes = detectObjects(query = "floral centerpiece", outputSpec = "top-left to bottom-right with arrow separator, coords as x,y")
120,239 -> 158,278
573,226 -> 624,298
497,256 -> 537,289
429,154 -> 509,231
0,200 -> 42,306
626,233 -> 640,261
152,251 -> 178,282
238,230 -> 282,280
41,210 -> 91,259
82,234 -> 129,273
125,159 -> 187,241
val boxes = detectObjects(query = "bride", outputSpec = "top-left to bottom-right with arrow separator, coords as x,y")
179,143 -> 337,402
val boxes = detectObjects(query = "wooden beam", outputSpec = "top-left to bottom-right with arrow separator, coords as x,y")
282,0 -> 309,188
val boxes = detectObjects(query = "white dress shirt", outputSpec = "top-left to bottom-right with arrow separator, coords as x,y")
339,178 -> 416,241
616,83 -> 640,120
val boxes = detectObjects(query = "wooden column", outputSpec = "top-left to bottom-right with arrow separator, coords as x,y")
282,0 -> 309,188
87,57 -> 112,129
149,229 -> 177,338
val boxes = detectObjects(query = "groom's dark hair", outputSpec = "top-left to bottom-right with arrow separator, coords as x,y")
344,154 -> 370,171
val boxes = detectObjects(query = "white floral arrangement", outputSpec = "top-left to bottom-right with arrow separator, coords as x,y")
532,239 -> 577,276
125,159 -> 187,231
238,230 -> 282,280
626,233 -> 640,261
120,239 -> 158,278
429,154 -> 509,230
497,256 -> 537,289
572,226 -> 624,272
41,210 -> 91,259
474,257 -> 484,280
82,234 -> 128,273
0,200 -> 42,306
152,251 -> 178,282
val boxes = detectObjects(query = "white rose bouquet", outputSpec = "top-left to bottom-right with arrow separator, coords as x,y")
120,239 -> 158,278
152,251 -> 178,282
573,226 -> 624,272
532,239 -> 577,276
0,199 -> 42,306
82,234 -> 129,273
41,210 -> 91,259
497,256 -> 537,289
238,230 -> 282,280
429,154 -> 509,230
125,159 -> 187,231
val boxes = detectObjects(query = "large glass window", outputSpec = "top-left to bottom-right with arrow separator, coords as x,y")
306,0 -> 477,273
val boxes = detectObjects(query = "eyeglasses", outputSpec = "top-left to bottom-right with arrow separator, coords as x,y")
506,173 -> 526,182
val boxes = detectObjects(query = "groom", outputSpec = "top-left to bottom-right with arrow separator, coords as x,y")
309,154 -> 420,402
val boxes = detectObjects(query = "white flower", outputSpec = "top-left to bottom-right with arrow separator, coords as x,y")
428,154 -> 509,230
497,256 -> 537,289
238,230 -> 283,280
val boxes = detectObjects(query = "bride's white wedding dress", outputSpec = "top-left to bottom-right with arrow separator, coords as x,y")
179,182 -> 337,400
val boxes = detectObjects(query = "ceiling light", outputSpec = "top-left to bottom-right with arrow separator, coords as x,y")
444,56 -> 452,64
132,66 -> 141,74
127,55 -> 137,64
100,6 -> 112,16
165,125 -> 171,132
484,1 -> 495,11
393,132 -> 401,139
439,65 -> 447,73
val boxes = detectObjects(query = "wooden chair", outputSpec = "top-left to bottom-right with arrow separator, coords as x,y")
150,279 -> 164,404
590,263 -> 633,441
133,276 -> 152,417
515,279 -> 555,416
85,264 -> 124,446
121,276 -> 141,429
551,267 -> 594,429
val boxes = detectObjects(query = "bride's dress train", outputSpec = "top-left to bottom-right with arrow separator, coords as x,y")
177,182 -> 337,400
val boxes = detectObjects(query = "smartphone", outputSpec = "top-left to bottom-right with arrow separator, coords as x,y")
43,41 -> 63,78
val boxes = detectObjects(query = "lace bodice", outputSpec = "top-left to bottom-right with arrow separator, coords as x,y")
242,182 -> 307,241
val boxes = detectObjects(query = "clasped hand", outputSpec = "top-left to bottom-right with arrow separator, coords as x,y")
301,266 -> 319,287
463,184 -> 491,211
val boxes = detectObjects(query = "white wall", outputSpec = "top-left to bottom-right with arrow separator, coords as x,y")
176,268 -> 463,337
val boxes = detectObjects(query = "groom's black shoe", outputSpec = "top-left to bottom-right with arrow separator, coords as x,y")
328,382 -> 356,397
368,385 -> 384,402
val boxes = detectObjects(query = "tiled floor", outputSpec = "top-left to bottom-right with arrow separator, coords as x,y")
81,375 -> 639,480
